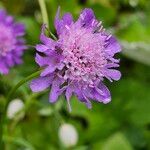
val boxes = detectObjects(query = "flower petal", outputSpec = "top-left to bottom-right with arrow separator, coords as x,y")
77,8 -> 95,27
96,82 -> 111,104
105,36 -> 121,56
0,9 -> 6,21
30,76 -> 53,92
82,82 -> 111,104
49,77 -> 64,103
40,24 -> 56,47
13,23 -> 25,36
74,83 -> 92,108
35,54 -> 50,67
5,16 -> 14,25
41,65 -> 56,76
0,61 -> 9,74
36,44 -> 49,52
65,86 -> 74,112
0,9 -> 26,74
105,69 -> 121,81
54,7 -> 73,35
63,13 -> 73,23
42,52 -> 64,76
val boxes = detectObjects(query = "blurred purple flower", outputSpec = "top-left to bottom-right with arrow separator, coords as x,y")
0,9 -> 26,74
30,8 -> 121,111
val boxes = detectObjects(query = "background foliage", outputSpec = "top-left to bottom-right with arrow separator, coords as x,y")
0,0 -> 150,149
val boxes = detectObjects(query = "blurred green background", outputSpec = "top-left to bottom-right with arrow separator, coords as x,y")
0,0 -> 150,149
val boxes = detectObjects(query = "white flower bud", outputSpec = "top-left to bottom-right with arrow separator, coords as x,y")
58,123 -> 78,148
7,99 -> 24,119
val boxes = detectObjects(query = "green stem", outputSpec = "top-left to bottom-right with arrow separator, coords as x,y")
38,0 -> 49,27
0,69 -> 42,149
38,0 -> 57,40
0,108 -> 5,149
6,70 -> 42,107
47,28 -> 57,41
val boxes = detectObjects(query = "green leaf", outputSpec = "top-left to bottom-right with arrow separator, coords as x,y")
121,41 -> 150,66
101,132 -> 133,150
4,136 -> 35,150
73,145 -> 89,150
117,13 -> 150,42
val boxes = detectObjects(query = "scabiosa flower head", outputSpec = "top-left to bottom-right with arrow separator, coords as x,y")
0,9 -> 26,74
30,8 -> 121,111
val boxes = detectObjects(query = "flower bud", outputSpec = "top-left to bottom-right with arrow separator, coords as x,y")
7,99 -> 24,119
58,123 -> 78,148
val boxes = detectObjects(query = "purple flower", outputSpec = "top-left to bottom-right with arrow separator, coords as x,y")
30,8 -> 121,111
0,9 -> 26,74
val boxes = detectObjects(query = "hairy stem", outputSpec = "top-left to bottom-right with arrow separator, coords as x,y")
38,0 -> 57,40
0,69 -> 42,149
38,0 -> 49,27
6,70 -> 42,107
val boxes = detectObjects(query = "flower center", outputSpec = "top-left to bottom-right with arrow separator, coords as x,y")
59,25 -> 107,85
0,24 -> 15,56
